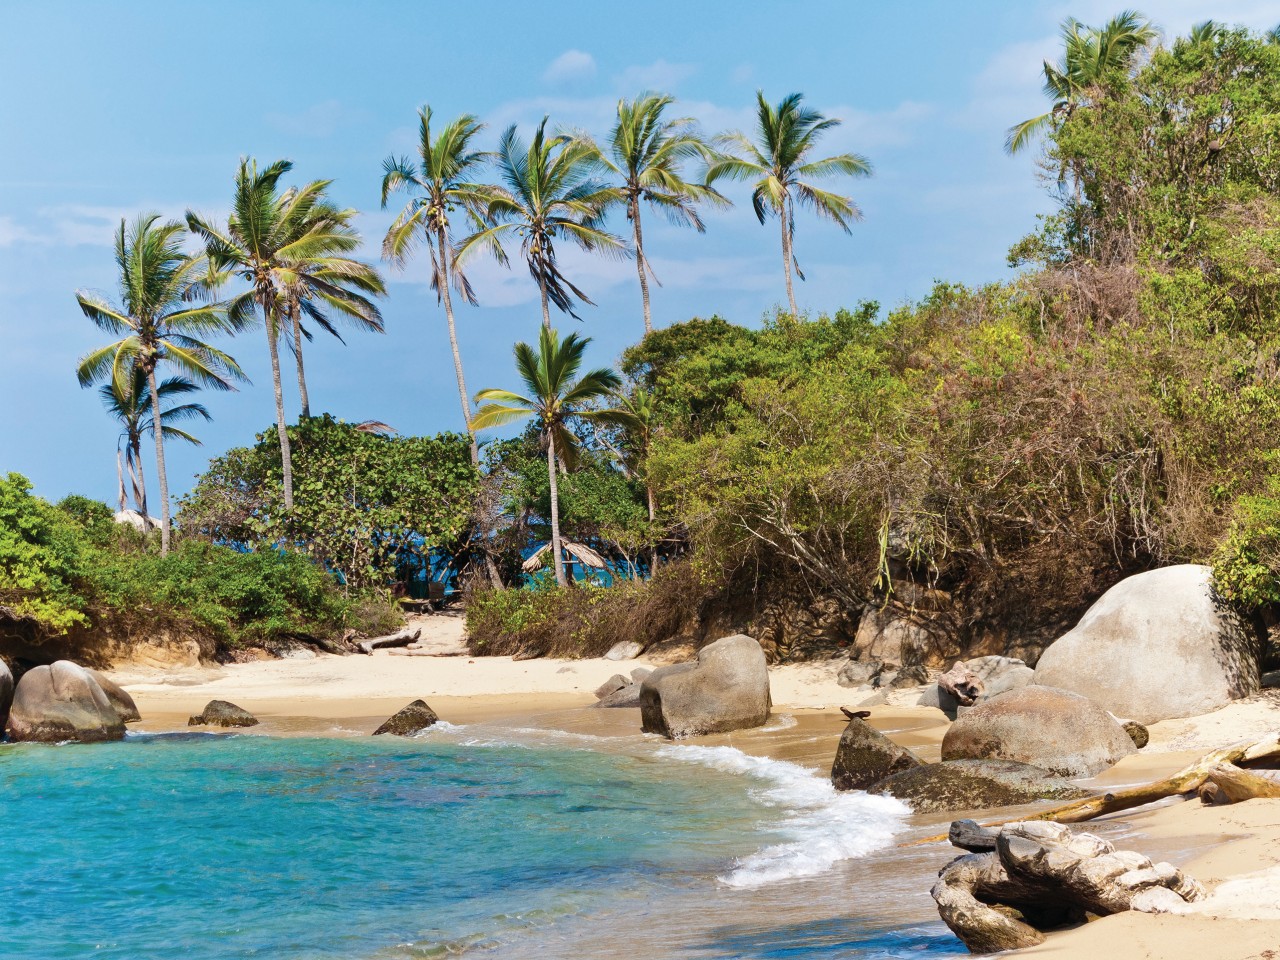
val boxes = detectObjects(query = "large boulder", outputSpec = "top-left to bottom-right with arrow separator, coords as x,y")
869,759 -> 1090,813
188,700 -> 259,728
941,685 -> 1136,777
640,634 -> 771,739
87,670 -> 141,723
7,661 -> 126,743
604,641 -> 644,661
830,717 -> 924,791
0,659 -> 13,734
1033,564 -> 1261,724
372,699 -> 439,736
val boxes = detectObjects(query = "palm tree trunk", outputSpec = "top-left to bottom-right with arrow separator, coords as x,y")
539,272 -> 551,329
290,297 -> 311,419
546,431 -> 567,587
632,198 -> 653,335
437,228 -> 477,465
130,434 -> 148,518
265,304 -> 295,511
145,366 -> 171,555
781,202 -> 798,316
647,484 -> 657,576
116,449 -> 126,513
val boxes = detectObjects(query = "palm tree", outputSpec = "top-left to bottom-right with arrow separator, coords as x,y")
100,365 -> 211,518
604,386 -> 661,572
708,92 -> 871,316
458,117 -> 625,327
472,328 -> 622,587
583,93 -> 723,335
76,215 -> 243,554
381,108 -> 499,460
1005,10 -> 1157,154
188,159 -> 384,509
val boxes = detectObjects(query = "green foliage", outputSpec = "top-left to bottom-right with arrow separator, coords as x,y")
0,474 -> 90,632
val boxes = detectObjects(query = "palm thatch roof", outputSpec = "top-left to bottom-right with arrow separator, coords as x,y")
521,540 -> 608,573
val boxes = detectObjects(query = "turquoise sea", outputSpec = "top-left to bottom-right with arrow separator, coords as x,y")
0,725 -> 965,959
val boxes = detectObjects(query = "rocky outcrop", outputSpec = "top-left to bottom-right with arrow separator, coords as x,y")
372,699 -> 439,736
87,670 -> 141,723
594,674 -> 631,700
941,685 -> 1136,777
868,759 -> 1089,813
0,658 -> 13,734
932,820 -> 1205,953
188,700 -> 259,728
7,661 -> 126,743
837,657 -> 884,688
640,634 -> 771,739
831,716 -> 924,791
1033,564 -> 1261,723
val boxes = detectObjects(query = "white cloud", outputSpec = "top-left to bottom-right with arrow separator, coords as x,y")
0,215 -> 39,247
613,59 -> 696,93
542,49 -> 597,85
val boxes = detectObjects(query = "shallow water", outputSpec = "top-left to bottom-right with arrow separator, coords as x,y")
0,724 -> 965,960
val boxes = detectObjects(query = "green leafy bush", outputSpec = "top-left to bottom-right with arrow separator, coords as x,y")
0,473 -> 90,632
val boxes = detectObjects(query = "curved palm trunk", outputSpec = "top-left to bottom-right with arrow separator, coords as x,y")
265,304 -> 295,511
631,197 -> 654,334
546,431 -> 567,587
129,434 -> 148,518
145,366 -> 171,555
436,228 -> 478,465
647,484 -> 658,577
116,449 -> 127,513
538,271 -> 552,329
290,297 -> 311,419
781,202 -> 798,316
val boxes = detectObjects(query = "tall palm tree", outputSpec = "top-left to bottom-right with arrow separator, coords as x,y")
708,92 -> 871,316
605,386 -> 661,572
583,93 -> 723,335
381,108 -> 499,460
100,366 -> 211,518
472,328 -> 622,587
187,159 -> 384,509
458,117 -> 625,327
1005,10 -> 1157,154
76,214 -> 242,554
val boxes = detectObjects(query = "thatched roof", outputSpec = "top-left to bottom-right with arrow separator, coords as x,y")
114,509 -> 159,532
521,541 -> 608,573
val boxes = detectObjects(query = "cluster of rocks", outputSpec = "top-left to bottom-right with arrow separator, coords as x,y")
1,659 -> 140,743
591,667 -> 652,708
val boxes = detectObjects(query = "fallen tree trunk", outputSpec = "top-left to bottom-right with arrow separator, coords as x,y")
910,733 -> 1280,844
1205,763 -> 1280,803
355,628 -> 420,656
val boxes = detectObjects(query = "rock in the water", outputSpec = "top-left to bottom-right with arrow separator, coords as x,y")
640,634 -> 771,739
0,658 -> 13,734
1123,720 -> 1150,749
941,685 -> 1136,777
87,670 -> 141,723
837,657 -> 884,688
7,661 -> 126,743
605,640 -> 644,661
932,820 -> 1205,953
831,717 -> 924,791
868,759 -> 1089,813
1033,564 -> 1261,724
594,674 -> 631,700
188,700 -> 259,728
372,699 -> 439,736
595,683 -> 643,708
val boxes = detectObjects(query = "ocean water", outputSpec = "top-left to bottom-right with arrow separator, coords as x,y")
0,726 -> 964,960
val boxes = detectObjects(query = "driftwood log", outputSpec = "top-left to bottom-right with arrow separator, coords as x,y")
932,821 -> 1205,953
938,662 -> 984,706
912,733 -> 1280,844
355,628 -> 421,656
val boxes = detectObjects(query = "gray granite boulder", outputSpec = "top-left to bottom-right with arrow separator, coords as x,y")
1033,565 -> 1261,723
837,657 -> 885,688
372,699 -> 439,736
831,717 -> 924,791
7,661 -> 126,743
87,670 -> 141,723
594,674 -> 631,699
188,700 -> 259,728
605,641 -> 644,661
941,685 -> 1135,777
640,634 -> 771,739
595,683 -> 643,708
869,759 -> 1090,813
0,658 -> 13,735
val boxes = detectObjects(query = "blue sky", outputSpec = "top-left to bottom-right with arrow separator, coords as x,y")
2,0 -> 1277,506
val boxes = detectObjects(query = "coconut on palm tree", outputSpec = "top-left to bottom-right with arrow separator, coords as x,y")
471,328 -> 622,587
187,159 -> 385,510
581,93 -> 724,335
458,118 -> 625,327
100,366 -> 211,519
381,108 -> 501,459
76,214 -> 243,554
1005,10 -> 1156,154
708,92 -> 871,316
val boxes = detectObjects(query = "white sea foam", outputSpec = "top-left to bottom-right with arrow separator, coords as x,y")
761,714 -> 798,732
658,744 -> 910,889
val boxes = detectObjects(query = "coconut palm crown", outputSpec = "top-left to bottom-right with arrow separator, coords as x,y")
471,327 -> 623,587
708,91 -> 871,316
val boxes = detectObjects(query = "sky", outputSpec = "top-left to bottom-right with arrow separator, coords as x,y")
2,0 -> 1278,507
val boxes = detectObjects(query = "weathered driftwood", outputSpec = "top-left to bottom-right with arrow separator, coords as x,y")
355,628 -> 421,656
1205,762 -> 1280,803
933,821 -> 1205,954
949,819 -> 1000,852
911,733 -> 1280,844
938,662 -> 984,706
